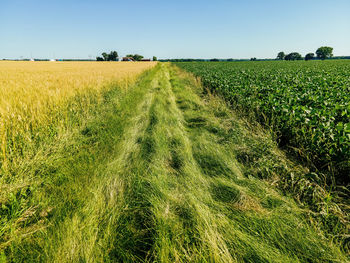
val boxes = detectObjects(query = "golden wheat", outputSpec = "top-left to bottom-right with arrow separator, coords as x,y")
0,61 -> 156,166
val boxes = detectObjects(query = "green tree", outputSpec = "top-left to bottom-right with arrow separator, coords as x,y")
126,54 -> 144,61
99,51 -> 119,61
277,52 -> 285,60
132,54 -> 144,61
102,52 -> 108,61
153,56 -> 157,61
285,52 -> 302,61
305,53 -> 315,61
108,51 -> 119,61
316,46 -> 333,60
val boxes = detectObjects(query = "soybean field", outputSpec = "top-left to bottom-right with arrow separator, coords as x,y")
176,61 -> 350,186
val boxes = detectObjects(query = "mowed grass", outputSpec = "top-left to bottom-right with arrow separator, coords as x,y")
0,63 -> 348,262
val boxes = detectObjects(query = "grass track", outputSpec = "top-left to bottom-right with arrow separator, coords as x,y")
1,63 -> 348,262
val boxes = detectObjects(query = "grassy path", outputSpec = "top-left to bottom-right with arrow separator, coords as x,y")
3,64 -> 347,262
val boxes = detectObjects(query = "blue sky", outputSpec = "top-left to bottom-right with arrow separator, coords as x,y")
1,0 -> 349,59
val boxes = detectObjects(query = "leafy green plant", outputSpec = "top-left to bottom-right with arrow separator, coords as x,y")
176,60 -> 350,186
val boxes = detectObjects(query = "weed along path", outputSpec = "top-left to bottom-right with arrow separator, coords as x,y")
4,64 -> 347,262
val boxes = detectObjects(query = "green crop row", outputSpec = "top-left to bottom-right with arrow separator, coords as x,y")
175,61 -> 350,185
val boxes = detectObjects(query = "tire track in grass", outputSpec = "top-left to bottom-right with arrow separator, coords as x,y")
9,63 -> 347,262
167,64 -> 348,263
44,66 -> 161,262
146,64 -> 234,262
47,63 -> 348,262
86,67 -> 162,262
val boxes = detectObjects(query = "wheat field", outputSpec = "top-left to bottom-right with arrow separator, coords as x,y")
0,61 -> 156,167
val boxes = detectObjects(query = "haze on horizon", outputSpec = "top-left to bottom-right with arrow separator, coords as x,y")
0,0 -> 349,60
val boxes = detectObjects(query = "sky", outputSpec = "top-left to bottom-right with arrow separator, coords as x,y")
0,0 -> 349,59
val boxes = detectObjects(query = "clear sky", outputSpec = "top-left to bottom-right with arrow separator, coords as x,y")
1,0 -> 349,59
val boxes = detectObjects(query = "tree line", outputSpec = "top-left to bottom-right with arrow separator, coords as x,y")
94,46 -> 336,62
96,51 -> 157,61
125,54 -> 157,61
96,51 -> 119,61
277,46 -> 333,61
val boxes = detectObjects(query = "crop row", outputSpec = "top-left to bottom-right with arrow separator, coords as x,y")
176,61 -> 350,185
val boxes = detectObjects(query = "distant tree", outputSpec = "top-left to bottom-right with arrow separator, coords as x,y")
108,51 -> 119,61
133,54 -> 144,61
102,52 -> 108,61
250,57 -> 257,61
227,58 -> 234,62
316,46 -> 333,60
99,51 -> 119,61
153,56 -> 157,61
285,52 -> 302,61
126,54 -> 144,61
210,58 -> 219,62
277,52 -> 285,60
305,53 -> 315,61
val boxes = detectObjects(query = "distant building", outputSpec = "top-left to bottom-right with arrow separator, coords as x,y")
49,59 -> 56,62
122,57 -> 135,61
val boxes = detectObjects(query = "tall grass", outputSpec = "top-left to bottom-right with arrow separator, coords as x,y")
0,62 -> 156,254
0,61 -> 156,168
1,62 -> 347,262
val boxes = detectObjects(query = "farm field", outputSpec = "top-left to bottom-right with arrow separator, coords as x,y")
176,61 -> 350,186
0,61 -> 155,168
0,62 -> 349,262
